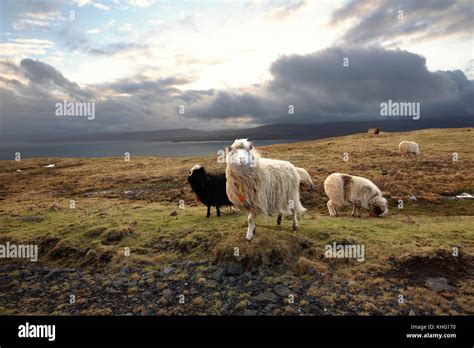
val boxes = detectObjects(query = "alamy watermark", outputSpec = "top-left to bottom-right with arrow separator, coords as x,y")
0,242 -> 38,262
380,99 -> 420,120
55,100 -> 95,120
325,242 -> 365,262
18,322 -> 55,341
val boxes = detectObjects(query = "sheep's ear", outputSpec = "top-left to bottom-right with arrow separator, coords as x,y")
224,146 -> 230,153
249,143 -> 254,150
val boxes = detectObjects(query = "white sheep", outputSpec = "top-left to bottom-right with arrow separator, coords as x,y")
324,173 -> 388,218
399,141 -> 420,156
225,139 -> 306,241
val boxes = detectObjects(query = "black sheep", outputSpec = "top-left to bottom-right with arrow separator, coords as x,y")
187,164 -> 233,217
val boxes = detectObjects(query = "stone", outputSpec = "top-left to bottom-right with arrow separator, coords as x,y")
226,262 -> 244,276
105,287 -> 121,294
44,269 -> 61,280
163,267 -> 175,275
424,277 -> 456,292
205,267 -> 226,282
274,284 -> 291,297
162,288 -> 173,300
94,273 -> 106,281
252,291 -> 279,303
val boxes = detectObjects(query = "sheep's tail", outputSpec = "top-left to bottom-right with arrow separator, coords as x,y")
296,167 -> 313,189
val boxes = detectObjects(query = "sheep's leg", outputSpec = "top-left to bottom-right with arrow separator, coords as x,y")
216,205 -> 221,217
206,205 -> 211,218
327,200 -> 338,217
246,212 -> 256,241
351,205 -> 360,217
292,210 -> 298,233
276,213 -> 282,225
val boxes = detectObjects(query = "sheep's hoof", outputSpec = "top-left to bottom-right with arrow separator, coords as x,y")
246,227 -> 256,241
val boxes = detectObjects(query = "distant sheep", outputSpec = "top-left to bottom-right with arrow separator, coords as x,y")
399,141 -> 420,156
225,139 -> 307,241
368,128 -> 380,136
324,173 -> 388,218
187,165 -> 233,217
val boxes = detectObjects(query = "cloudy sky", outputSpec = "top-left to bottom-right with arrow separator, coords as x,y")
0,0 -> 473,138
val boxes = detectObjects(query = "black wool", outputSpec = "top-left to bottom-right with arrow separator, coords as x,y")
188,166 -> 233,217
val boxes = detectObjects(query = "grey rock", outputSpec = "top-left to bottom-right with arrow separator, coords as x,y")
62,268 -> 77,273
252,291 -> 279,303
264,303 -> 278,312
425,277 -> 456,292
94,273 -> 106,281
163,267 -> 175,275
183,261 -> 195,269
226,262 -> 244,276
162,288 -> 173,300
239,272 -> 252,282
242,310 -> 258,316
44,269 -> 61,280
274,284 -> 291,297
205,267 -> 226,282
105,287 -> 121,294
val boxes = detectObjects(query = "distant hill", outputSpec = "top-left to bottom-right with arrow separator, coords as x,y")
40,116 -> 473,142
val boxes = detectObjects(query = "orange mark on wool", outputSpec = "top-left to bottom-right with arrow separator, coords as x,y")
238,184 -> 245,202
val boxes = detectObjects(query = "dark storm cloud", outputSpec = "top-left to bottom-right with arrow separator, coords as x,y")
0,58 -> 199,137
1,47 -> 473,138
19,58 -> 93,99
190,90 -> 273,120
106,76 -> 192,94
184,46 -> 474,123
330,0 -> 473,45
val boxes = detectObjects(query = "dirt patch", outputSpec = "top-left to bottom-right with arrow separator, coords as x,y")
102,227 -> 134,243
48,241 -> 82,261
295,256 -> 328,275
385,249 -> 473,284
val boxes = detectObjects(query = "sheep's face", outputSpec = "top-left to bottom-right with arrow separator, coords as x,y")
226,139 -> 257,167
370,196 -> 388,217
188,165 -> 205,185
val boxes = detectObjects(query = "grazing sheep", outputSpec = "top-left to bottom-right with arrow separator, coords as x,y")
187,165 -> 233,218
296,167 -> 314,189
399,141 -> 420,156
324,173 -> 388,218
225,139 -> 306,241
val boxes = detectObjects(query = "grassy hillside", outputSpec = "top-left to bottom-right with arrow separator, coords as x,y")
0,128 -> 473,315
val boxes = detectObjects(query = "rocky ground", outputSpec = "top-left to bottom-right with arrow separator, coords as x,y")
1,253 -> 471,316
